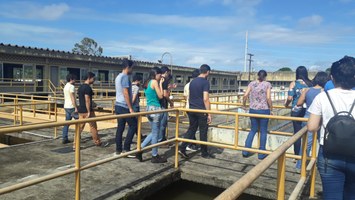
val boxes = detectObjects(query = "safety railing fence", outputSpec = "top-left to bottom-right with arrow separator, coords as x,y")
0,108 -> 316,200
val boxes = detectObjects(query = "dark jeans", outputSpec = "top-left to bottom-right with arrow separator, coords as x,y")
291,108 -> 306,155
62,108 -> 75,141
181,112 -> 209,155
242,109 -> 270,159
159,111 -> 168,141
115,105 -> 137,152
317,146 -> 355,199
133,105 -> 140,113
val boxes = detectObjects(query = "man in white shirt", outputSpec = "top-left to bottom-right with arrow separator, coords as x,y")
183,69 -> 200,109
307,56 -> 355,199
62,74 -> 78,144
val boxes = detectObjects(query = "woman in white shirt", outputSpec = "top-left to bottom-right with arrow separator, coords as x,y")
308,56 -> 355,200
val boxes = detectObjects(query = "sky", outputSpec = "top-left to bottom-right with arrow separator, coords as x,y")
0,0 -> 354,72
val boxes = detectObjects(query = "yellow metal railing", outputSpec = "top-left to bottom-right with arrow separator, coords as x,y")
0,108 -> 316,200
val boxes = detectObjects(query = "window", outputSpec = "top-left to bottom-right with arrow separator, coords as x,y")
59,67 -> 68,81
13,66 -> 23,81
23,65 -> 34,82
230,79 -> 235,85
223,78 -> 228,86
91,68 -> 99,82
0,63 -> 3,81
175,75 -> 183,84
80,68 -> 88,81
211,77 -> 218,86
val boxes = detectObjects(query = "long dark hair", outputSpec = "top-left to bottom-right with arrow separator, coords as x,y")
312,71 -> 328,88
295,66 -> 313,86
143,67 -> 162,89
257,70 -> 267,81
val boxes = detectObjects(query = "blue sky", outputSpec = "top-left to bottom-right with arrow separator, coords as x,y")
0,0 -> 354,72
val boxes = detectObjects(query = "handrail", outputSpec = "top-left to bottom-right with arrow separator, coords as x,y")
215,126 -> 307,200
0,108 -> 316,200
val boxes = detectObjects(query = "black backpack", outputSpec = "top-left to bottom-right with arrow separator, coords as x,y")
323,91 -> 355,156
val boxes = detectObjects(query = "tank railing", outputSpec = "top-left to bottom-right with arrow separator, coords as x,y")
0,108 -> 316,200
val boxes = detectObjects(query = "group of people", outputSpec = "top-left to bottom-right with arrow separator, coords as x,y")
242,56 -> 355,199
62,56 -> 355,198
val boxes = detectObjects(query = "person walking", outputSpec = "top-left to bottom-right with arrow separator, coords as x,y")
285,66 -> 313,156
295,71 -> 328,169
159,66 -> 174,143
242,70 -> 272,160
115,59 -> 137,156
75,72 -> 102,150
62,74 -> 77,144
136,67 -> 167,163
307,56 -> 355,199
131,74 -> 143,113
179,64 -> 214,159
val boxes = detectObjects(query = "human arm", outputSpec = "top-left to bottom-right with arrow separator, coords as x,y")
203,91 -> 211,124
123,88 -> 134,113
296,88 -> 309,107
266,83 -> 273,114
85,94 -> 91,117
70,86 -> 78,112
151,79 -> 164,99
163,80 -> 174,108
284,81 -> 295,107
242,84 -> 252,108
307,113 -> 321,132
132,86 -> 139,105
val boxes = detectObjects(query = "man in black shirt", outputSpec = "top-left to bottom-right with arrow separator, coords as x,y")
75,72 -> 102,149
159,66 -> 174,142
179,64 -> 214,159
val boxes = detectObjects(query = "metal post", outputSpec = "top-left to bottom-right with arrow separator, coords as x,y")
234,114 -> 239,149
54,103 -> 58,138
247,53 -> 254,83
277,153 -> 286,200
19,105 -> 23,125
137,115 -> 142,151
175,110 -> 180,169
310,131 -> 318,198
74,124 -> 81,200
301,133 -> 307,178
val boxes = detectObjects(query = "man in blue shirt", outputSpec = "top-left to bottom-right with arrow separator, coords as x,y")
115,59 -> 137,156
324,80 -> 355,91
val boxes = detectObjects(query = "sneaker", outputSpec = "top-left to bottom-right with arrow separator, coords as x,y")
186,145 -> 199,152
136,152 -> 143,162
115,151 -> 122,156
97,142 -> 109,148
122,150 -> 136,158
178,150 -> 189,158
151,155 -> 167,163
202,153 -> 215,159
62,140 -> 71,144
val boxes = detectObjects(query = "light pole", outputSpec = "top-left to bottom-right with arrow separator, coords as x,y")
158,52 -> 173,76
247,53 -> 254,83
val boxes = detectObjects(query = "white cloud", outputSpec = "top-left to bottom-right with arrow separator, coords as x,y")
196,0 -> 262,16
249,24 -> 333,45
298,15 -> 323,27
0,22 -> 81,44
0,2 -> 69,20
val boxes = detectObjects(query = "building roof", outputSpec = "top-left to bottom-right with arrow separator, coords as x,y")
0,43 -> 238,75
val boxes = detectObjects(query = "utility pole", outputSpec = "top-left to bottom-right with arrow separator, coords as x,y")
247,53 -> 254,83
244,31 -> 248,72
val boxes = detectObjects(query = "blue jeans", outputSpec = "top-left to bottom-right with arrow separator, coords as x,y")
317,146 -> 355,199
133,105 -> 140,113
62,108 -> 75,141
242,109 -> 270,159
141,106 -> 163,156
291,108 -> 306,155
159,111 -> 168,141
296,118 -> 317,169
115,105 -> 137,152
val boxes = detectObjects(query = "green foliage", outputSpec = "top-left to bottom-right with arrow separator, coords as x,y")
326,68 -> 331,73
277,67 -> 292,72
72,37 -> 103,56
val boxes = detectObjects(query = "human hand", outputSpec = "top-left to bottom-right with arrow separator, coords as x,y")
87,112 -> 91,117
129,108 -> 135,113
207,114 -> 212,124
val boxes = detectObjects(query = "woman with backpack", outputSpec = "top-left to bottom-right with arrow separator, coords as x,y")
308,56 -> 355,199
285,66 -> 313,156
295,71 -> 328,170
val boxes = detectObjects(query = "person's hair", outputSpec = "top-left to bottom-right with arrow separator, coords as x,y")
122,58 -> 134,69
312,71 -> 328,88
83,72 -> 95,80
143,67 -> 162,89
192,69 -> 200,78
331,56 -> 355,89
257,70 -> 267,81
133,74 -> 143,82
161,66 -> 170,73
66,74 -> 77,82
200,64 -> 211,74
296,66 -> 313,86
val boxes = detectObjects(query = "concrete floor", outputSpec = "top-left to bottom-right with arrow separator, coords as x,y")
0,115 -> 322,200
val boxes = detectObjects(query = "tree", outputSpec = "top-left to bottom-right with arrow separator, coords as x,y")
326,68 -> 331,73
277,67 -> 292,72
72,37 -> 103,56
